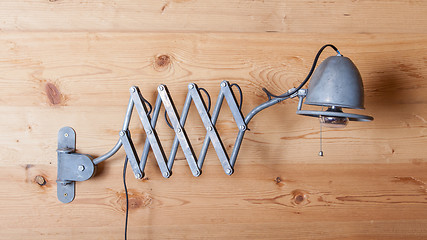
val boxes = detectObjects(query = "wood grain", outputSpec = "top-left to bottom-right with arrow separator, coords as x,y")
0,32 -> 426,238
0,33 -> 426,167
1,163 -> 427,239
0,0 -> 425,33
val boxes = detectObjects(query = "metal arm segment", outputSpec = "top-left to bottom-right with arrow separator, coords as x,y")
229,93 -> 292,167
92,83 -> 300,173
92,96 -> 134,165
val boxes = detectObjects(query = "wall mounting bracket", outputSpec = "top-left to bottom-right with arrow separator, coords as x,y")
56,127 -> 95,203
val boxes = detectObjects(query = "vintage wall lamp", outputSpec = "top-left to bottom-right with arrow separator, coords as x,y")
56,44 -> 373,203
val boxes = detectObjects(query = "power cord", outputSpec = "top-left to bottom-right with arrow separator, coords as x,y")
124,83 -> 242,239
123,97 -> 151,240
230,83 -> 243,111
262,44 -> 341,99
165,87 -> 211,129
123,156 -> 129,240
122,44 -> 338,238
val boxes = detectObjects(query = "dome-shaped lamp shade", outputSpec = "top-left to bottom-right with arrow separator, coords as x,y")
296,55 -> 373,123
305,56 -> 364,109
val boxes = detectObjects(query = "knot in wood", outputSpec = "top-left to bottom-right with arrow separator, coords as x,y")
45,82 -> 62,105
34,175 -> 46,186
154,54 -> 171,71
291,189 -> 310,206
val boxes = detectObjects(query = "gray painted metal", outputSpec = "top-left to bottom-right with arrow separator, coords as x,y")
57,127 -> 95,203
57,57 -> 374,203
296,80 -> 373,121
228,87 -> 292,167
196,81 -> 246,172
188,83 -> 234,175
140,94 -> 163,172
158,85 -> 200,177
130,87 -> 170,178
92,139 -> 121,165
92,97 -> 134,165
198,90 -> 224,168
138,81 -> 243,175
119,130 -> 143,179
221,82 -> 246,129
166,91 -> 193,170
89,82 -> 246,177
296,110 -> 373,121
304,56 -> 365,109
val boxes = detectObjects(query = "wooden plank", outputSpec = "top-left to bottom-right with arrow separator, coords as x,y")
1,163 -> 427,239
0,1 -> 426,33
0,32 -> 426,239
0,33 -> 426,166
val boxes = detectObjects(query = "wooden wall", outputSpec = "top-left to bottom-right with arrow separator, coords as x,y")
1,1 -> 427,239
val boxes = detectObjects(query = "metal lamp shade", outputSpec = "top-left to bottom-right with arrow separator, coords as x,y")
304,56 -> 364,109
296,55 -> 373,122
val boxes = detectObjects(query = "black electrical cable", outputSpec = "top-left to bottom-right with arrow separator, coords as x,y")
198,87 -> 211,113
124,45 -> 339,239
262,44 -> 341,99
142,98 -> 152,116
164,110 -> 174,130
165,87 -> 212,129
230,83 -> 243,111
123,156 -> 129,240
123,105 -> 152,240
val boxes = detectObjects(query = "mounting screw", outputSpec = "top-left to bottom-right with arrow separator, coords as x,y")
177,128 -> 182,133
135,173 -> 142,179
225,168 -> 232,175
194,169 -> 200,176
119,131 -> 125,137
146,129 -> 152,135
163,172 -> 170,178
78,165 -> 85,171
240,125 -> 246,131
130,87 -> 136,93
188,83 -> 195,89
207,126 -> 213,131
221,82 -> 227,87
64,133 -> 69,138
158,85 -> 164,91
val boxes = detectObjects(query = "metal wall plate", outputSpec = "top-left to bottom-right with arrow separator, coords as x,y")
57,127 -> 94,203
57,127 -> 76,203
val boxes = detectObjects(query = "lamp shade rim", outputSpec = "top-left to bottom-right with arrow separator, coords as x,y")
304,101 -> 365,110
296,110 -> 373,122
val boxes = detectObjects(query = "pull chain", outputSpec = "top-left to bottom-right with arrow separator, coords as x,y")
319,106 -> 324,157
